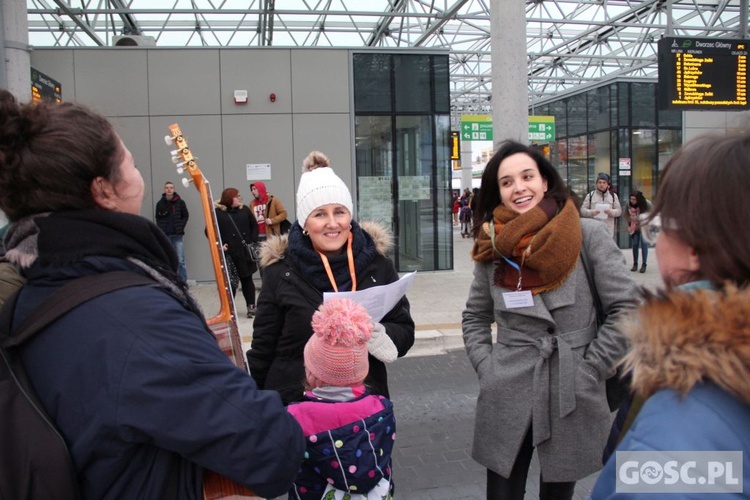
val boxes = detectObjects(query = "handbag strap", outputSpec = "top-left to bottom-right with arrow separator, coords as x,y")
225,211 -> 248,245
580,243 -> 605,326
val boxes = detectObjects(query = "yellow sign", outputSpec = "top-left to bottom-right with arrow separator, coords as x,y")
450,131 -> 460,160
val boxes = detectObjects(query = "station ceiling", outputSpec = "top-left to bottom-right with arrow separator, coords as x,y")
26,0 -> 748,112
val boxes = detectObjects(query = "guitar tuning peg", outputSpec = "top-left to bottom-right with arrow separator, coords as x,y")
170,149 -> 180,159
171,155 -> 182,165
164,135 -> 174,146
181,178 -> 191,188
176,166 -> 184,174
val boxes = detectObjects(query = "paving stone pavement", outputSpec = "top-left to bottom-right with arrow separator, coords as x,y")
387,350 -> 599,499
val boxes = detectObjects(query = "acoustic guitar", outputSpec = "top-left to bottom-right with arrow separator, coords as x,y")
165,123 -> 258,500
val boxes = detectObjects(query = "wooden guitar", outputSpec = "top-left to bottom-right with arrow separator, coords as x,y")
165,123 -> 258,500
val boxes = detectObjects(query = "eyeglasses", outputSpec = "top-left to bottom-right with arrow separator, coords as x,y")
641,214 -> 678,245
641,216 -> 661,244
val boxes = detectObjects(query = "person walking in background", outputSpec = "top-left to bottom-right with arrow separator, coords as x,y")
215,188 -> 259,318
287,298 -> 396,499
247,164 -> 415,405
592,133 -> 750,498
462,140 -> 638,500
250,181 -> 289,240
0,89 -> 304,498
302,149 -> 331,172
471,187 -> 480,213
580,172 -> 622,237
459,188 -> 473,238
624,190 -> 651,274
452,192 -> 461,226
154,181 -> 189,282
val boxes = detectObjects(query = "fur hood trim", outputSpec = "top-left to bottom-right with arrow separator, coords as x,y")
258,221 -> 393,268
623,285 -> 750,404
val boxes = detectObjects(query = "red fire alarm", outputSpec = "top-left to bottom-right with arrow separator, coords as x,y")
269,93 -> 276,103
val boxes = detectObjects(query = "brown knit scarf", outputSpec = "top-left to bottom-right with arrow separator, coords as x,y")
471,198 -> 582,294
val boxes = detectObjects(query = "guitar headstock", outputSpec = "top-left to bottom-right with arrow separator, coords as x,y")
164,123 -> 203,191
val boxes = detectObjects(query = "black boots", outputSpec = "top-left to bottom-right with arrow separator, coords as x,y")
631,263 -> 638,272
640,263 -> 647,273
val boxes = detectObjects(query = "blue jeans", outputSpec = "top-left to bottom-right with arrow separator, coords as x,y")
631,231 -> 648,265
169,235 -> 187,282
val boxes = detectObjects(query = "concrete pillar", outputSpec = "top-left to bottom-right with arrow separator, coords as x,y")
2,0 -> 31,102
460,139 -> 474,191
491,0 -> 528,147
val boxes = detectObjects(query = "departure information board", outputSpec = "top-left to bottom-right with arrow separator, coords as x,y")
31,68 -> 62,104
657,37 -> 748,110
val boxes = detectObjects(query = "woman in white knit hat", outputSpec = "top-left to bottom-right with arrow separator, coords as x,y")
247,156 -> 415,405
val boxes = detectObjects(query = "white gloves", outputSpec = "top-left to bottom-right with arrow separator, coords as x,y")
367,323 -> 398,363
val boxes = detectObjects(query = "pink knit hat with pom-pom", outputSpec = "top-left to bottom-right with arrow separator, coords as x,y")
304,298 -> 374,387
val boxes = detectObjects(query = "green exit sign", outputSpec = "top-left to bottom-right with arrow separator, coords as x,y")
460,114 -> 493,141
528,116 -> 555,142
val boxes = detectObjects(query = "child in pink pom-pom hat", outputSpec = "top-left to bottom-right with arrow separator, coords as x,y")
286,298 -> 396,499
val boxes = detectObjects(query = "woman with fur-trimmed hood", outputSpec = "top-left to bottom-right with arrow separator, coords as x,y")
592,133 -> 750,498
246,164 -> 415,405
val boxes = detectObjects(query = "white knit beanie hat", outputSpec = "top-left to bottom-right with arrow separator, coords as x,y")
296,167 -> 353,227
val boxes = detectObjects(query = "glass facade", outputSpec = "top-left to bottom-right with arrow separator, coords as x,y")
353,53 -> 452,271
531,81 -> 682,248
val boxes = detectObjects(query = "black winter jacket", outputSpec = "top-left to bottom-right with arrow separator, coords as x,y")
247,221 -> 415,404
214,205 -> 259,277
155,193 -> 189,236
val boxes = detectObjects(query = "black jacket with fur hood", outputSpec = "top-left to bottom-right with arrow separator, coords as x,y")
246,221 -> 415,405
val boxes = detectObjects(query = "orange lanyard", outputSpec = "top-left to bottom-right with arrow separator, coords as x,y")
316,233 -> 357,292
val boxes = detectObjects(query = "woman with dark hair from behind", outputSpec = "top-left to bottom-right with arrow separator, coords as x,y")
592,133 -> 750,498
463,140 -> 638,499
214,187 -> 259,317
0,89 -> 303,498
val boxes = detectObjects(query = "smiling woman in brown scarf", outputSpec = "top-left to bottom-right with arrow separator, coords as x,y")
462,140 -> 639,500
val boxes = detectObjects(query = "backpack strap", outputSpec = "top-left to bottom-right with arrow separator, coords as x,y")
585,190 -> 595,208
0,271 -> 156,349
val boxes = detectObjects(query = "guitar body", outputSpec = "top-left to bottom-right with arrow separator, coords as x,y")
166,124 -> 259,500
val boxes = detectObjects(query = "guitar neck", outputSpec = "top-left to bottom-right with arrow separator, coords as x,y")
201,181 -> 247,372
166,123 -> 246,372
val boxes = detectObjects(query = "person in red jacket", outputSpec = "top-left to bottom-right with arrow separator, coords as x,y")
249,181 -> 288,241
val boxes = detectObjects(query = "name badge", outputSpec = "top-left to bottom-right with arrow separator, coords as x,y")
502,290 -> 534,308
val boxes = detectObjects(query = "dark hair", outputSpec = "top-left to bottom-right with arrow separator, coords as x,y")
630,191 -> 649,212
0,89 -> 122,221
472,140 -> 568,236
650,133 -> 750,286
219,187 -> 240,208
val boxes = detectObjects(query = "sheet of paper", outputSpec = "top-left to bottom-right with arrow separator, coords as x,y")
324,271 -> 417,323
594,203 -> 609,220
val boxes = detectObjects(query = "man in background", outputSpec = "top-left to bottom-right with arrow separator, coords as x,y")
249,181 -> 288,242
155,181 -> 189,281
580,172 -> 621,237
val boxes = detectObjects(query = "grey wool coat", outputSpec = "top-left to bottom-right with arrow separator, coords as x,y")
461,218 -> 639,482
